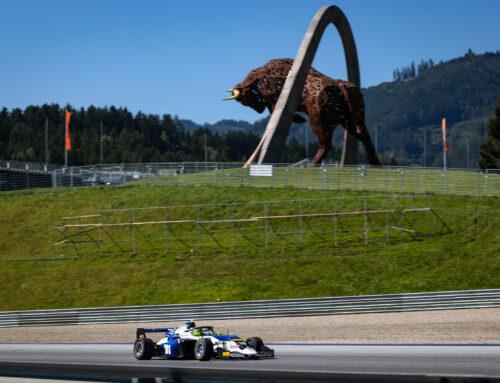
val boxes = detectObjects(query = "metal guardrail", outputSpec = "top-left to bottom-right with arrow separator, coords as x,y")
3,361 -> 499,383
0,289 -> 498,328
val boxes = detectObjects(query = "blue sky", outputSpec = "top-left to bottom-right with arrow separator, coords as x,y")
1,0 -> 499,124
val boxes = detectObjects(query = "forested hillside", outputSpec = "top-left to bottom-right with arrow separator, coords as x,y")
0,51 -> 498,167
183,51 -> 500,168
0,105 -> 309,165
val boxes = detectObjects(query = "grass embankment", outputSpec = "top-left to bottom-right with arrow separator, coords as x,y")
0,185 -> 499,311
145,165 -> 500,197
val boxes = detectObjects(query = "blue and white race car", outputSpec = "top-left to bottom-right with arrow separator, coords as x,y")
133,320 -> 274,361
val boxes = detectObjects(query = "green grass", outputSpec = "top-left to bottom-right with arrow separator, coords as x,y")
0,184 -> 499,311
144,165 -> 500,197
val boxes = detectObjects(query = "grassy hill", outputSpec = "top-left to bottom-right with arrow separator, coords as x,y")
0,183 -> 498,311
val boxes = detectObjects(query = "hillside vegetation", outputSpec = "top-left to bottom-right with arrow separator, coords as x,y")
0,184 -> 498,311
1,51 -> 498,168
185,51 -> 500,167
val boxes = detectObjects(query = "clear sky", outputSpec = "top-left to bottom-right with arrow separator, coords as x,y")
1,0 -> 499,124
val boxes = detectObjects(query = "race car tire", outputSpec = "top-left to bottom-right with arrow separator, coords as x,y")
246,337 -> 264,352
134,338 -> 155,360
194,338 -> 213,361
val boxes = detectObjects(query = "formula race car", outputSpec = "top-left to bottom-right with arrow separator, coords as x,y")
133,320 -> 274,361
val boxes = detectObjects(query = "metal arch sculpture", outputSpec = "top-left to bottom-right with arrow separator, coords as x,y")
235,5 -> 378,167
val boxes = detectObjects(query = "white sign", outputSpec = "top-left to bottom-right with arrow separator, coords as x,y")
250,164 -> 273,177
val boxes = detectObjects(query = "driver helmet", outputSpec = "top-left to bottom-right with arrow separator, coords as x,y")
193,329 -> 204,336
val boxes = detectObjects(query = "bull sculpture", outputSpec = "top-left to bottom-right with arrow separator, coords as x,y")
224,58 -> 380,166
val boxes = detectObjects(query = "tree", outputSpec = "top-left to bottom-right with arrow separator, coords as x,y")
479,99 -> 500,169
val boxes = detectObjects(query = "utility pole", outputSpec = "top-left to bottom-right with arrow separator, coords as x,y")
204,133 -> 207,163
45,117 -> 48,166
64,110 -> 68,168
100,121 -> 104,165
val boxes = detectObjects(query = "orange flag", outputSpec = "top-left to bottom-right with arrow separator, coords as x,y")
343,130 -> 347,140
442,118 -> 450,151
66,111 -> 72,151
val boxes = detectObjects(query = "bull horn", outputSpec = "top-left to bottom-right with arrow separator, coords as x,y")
223,89 -> 241,101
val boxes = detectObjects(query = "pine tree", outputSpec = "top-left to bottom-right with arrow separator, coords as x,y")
479,99 -> 500,169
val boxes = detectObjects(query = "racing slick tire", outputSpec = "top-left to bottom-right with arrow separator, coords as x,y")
194,338 -> 213,361
134,338 -> 155,360
246,337 -> 264,352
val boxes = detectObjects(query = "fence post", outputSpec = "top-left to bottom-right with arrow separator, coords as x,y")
299,167 -> 303,188
51,216 -> 55,258
364,197 -> 368,246
384,167 -> 387,192
334,199 -> 338,246
213,164 -> 217,185
286,167 -> 289,187
99,211 -> 103,256
385,196 -> 390,243
353,166 -> 357,190
476,171 -> 481,197
197,206 -> 201,252
264,203 -> 269,248
231,203 -> 235,251
195,163 -> 199,186
415,167 -> 419,194
221,163 -> 224,187
132,209 -> 136,254
299,201 -> 303,246
428,196 -> 434,237
164,207 -> 168,254
360,168 -> 364,191
400,169 -> 405,192
397,198 -> 402,241
484,169 -> 489,196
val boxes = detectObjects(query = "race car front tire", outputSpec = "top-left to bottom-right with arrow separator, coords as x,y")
246,337 -> 264,352
194,338 -> 213,361
134,338 -> 155,360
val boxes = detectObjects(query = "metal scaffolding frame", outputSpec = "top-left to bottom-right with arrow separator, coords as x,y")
52,195 -> 450,258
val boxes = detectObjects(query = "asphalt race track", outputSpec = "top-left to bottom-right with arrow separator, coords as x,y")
0,343 -> 499,378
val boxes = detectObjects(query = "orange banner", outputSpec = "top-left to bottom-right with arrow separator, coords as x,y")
66,111 -> 71,151
442,118 -> 450,151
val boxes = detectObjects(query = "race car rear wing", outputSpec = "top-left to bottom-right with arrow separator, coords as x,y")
136,327 -> 172,339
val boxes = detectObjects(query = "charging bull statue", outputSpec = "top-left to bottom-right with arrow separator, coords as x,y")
224,58 -> 380,166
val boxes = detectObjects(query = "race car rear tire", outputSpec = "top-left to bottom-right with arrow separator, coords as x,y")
134,338 -> 155,360
194,338 -> 213,361
246,337 -> 263,352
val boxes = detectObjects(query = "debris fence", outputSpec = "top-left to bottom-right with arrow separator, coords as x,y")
52,195 -> 449,258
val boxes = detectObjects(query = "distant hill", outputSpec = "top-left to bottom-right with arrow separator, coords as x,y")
181,51 -> 500,168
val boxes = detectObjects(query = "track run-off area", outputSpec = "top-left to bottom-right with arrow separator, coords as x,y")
1,309 -> 500,381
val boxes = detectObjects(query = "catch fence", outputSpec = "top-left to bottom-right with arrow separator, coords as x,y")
138,163 -> 499,197
2,161 -> 498,197
52,195 -> 448,258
